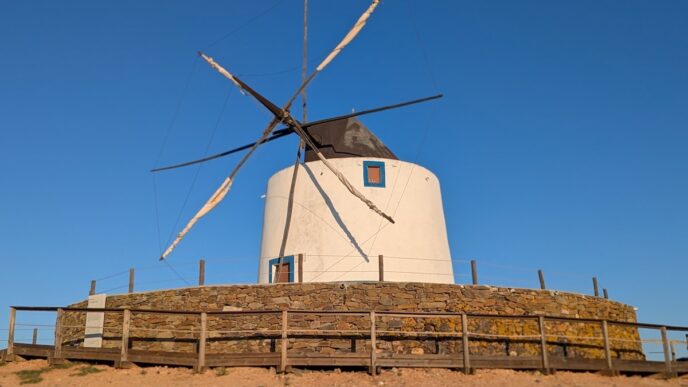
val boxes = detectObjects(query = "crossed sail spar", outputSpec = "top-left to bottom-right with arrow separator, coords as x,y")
159,0 -> 382,261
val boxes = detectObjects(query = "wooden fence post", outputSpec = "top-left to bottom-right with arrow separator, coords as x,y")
603,288 -> 609,299
471,260 -> 478,285
601,320 -> 613,372
197,312 -> 207,372
128,268 -> 135,294
538,270 -> 546,290
660,326 -> 673,377
89,280 -> 96,296
53,308 -> 64,362
298,254 -> 304,283
370,311 -> 377,375
592,277 -> 599,297
378,255 -> 384,282
199,259 -> 205,287
120,309 -> 131,365
538,316 -> 550,375
280,310 -> 288,373
32,328 -> 38,345
461,313 -> 471,374
6,307 -> 16,360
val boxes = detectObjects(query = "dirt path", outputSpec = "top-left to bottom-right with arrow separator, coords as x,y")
0,360 -> 686,386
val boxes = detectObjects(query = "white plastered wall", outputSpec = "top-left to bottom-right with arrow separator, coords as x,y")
258,158 -> 454,284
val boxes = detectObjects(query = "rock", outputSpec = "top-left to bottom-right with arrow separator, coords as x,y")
419,302 -> 446,309
271,297 -> 290,305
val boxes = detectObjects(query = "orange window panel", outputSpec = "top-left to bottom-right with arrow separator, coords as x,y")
367,165 -> 381,184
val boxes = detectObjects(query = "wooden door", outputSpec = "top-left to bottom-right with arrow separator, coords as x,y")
274,263 -> 291,283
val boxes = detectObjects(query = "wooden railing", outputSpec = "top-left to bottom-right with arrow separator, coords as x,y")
4,306 -> 688,377
86,257 -> 619,297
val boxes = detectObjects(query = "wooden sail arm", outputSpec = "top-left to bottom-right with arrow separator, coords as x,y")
199,54 -> 395,224
287,116 -> 395,223
158,0 -> 383,261
199,52 -> 287,120
151,129 -> 292,173
151,94 -> 443,173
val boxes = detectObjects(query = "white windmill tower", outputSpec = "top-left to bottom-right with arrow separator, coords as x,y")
153,0 -> 454,285
259,116 -> 453,284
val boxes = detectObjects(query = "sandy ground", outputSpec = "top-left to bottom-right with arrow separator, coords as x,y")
0,360 -> 687,386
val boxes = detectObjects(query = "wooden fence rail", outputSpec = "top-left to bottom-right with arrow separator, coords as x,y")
4,306 -> 688,378
85,259 -> 614,300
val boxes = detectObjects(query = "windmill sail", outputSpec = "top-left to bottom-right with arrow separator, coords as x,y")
160,177 -> 233,260
287,118 -> 395,223
150,94 -> 442,173
160,0 -> 382,260
202,58 -> 396,223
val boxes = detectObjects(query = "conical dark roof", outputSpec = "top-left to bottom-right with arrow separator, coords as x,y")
304,117 -> 397,162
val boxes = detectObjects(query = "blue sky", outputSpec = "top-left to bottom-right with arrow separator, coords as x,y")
1,0 -> 687,344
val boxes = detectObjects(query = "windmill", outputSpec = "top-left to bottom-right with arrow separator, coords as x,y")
154,0 -> 454,284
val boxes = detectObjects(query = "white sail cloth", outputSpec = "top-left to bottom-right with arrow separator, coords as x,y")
160,0 -> 382,260
316,0 -> 379,72
199,53 -> 245,94
161,177 -> 233,260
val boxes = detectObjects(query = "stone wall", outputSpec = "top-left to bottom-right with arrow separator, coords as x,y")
62,282 -> 643,360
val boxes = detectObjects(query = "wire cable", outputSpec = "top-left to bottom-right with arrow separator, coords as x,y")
202,0 -> 287,51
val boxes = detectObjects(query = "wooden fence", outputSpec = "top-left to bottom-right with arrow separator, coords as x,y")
87,257 -> 613,298
3,306 -> 687,377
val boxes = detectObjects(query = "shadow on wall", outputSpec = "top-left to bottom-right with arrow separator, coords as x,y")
302,162 -> 369,262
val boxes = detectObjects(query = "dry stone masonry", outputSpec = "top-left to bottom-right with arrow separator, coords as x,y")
62,282 -> 643,360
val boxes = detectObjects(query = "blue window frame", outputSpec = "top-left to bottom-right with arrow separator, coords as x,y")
363,160 -> 385,188
268,255 -> 294,283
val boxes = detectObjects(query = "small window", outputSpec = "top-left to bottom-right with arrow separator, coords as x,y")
268,256 -> 294,283
363,161 -> 385,188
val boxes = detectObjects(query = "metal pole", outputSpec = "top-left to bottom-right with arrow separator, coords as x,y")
592,277 -> 599,297
538,270 -> 546,290
603,288 -> 609,299
32,328 -> 38,345
301,0 -> 308,123
471,260 -> 478,285
89,280 -> 96,296
199,259 -> 205,287
275,0 -> 309,271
